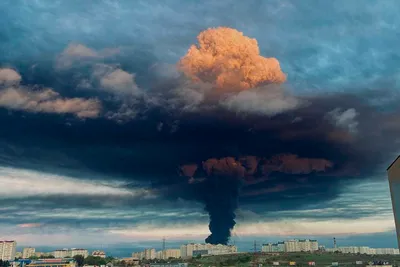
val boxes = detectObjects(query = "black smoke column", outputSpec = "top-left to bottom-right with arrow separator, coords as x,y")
203,174 -> 240,245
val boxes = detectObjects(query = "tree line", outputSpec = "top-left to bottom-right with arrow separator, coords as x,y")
0,260 -> 10,267
73,255 -> 114,267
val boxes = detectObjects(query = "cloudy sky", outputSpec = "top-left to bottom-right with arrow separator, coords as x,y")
1,0 -> 400,254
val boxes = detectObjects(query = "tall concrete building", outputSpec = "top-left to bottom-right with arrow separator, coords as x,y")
388,155 -> 400,248
180,243 -> 237,258
262,239 -> 318,253
23,247 -> 36,259
0,240 -> 17,261
53,250 -> 70,258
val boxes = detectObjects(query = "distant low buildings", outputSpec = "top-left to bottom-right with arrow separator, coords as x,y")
155,249 -> 181,260
262,239 -> 318,253
91,250 -> 106,258
23,248 -> 36,259
144,249 -> 156,260
54,250 -> 70,258
162,249 -> 181,259
26,258 -> 76,267
53,249 -> 88,258
70,249 -> 88,258
131,251 -> 144,260
326,246 -> 400,255
132,249 -> 156,260
133,244 -> 235,260
35,252 -> 53,258
180,243 -> 237,258
120,258 -> 139,266
0,240 -> 17,261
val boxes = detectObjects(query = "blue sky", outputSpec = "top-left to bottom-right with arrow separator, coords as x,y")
0,0 -> 400,254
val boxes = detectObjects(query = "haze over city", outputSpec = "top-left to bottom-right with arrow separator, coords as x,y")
1,0 -> 400,254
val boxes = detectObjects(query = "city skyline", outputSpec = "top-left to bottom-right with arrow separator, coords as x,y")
6,238 -> 400,259
1,0 -> 400,248
7,235 -> 400,258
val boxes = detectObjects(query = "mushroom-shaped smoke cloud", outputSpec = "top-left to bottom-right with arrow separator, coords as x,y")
178,27 -> 287,91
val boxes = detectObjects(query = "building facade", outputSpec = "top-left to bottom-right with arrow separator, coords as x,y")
132,252 -> 144,260
180,244 -> 237,258
23,248 -> 36,259
157,249 -> 181,259
26,259 -> 76,267
70,249 -> 88,258
132,249 -> 156,260
388,155 -> 400,248
262,240 -> 318,253
91,250 -> 106,258
326,246 -> 400,255
53,250 -> 70,258
144,249 -> 156,260
0,241 -> 17,261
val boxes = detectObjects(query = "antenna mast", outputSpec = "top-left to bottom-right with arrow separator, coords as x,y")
162,237 -> 166,260
252,240 -> 258,267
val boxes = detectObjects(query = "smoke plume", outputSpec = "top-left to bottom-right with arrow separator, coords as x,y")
178,27 -> 286,91
180,154 -> 333,244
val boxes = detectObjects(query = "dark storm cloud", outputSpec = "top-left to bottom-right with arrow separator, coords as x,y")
0,88 -> 399,240
1,36 -> 400,237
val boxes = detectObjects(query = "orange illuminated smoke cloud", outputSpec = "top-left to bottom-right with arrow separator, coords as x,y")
178,27 -> 286,90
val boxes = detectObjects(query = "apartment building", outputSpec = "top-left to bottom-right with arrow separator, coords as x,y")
53,250 -> 70,258
91,250 -> 106,258
262,242 -> 285,253
23,247 -> 36,259
144,249 -> 156,260
26,259 -> 76,267
0,241 -> 17,261
388,155 -> 400,248
180,243 -> 237,258
163,249 -> 181,259
132,251 -> 144,260
155,249 -> 181,259
262,239 -> 318,253
70,249 -> 88,258
326,246 -> 400,255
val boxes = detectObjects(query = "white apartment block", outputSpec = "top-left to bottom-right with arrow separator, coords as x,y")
22,247 -> 36,259
326,247 -> 400,255
70,249 -> 89,258
262,240 -> 318,253
53,250 -> 71,258
0,241 -> 17,261
262,242 -> 285,253
180,243 -> 237,258
132,249 -> 155,260
156,249 -> 181,259
144,249 -> 156,260
132,251 -> 144,260
53,248 -> 88,258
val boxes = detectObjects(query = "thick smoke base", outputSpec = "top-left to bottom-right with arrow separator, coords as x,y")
203,175 -> 240,244
182,155 -> 334,244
